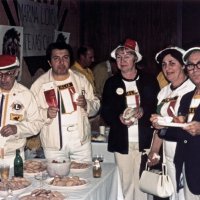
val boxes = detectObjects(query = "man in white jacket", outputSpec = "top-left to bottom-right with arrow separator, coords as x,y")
31,42 -> 100,161
0,55 -> 43,165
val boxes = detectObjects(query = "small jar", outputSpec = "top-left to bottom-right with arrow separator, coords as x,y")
93,159 -> 102,178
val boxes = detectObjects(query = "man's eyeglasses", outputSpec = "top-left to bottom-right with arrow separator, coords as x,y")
185,61 -> 200,71
0,70 -> 16,79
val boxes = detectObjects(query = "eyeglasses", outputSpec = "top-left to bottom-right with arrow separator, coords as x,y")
185,61 -> 200,71
0,70 -> 16,79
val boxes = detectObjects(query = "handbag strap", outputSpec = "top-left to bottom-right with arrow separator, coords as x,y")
162,137 -> 166,164
162,134 -> 168,175
149,129 -> 168,175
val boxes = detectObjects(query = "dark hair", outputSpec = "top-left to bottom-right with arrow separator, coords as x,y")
157,49 -> 184,66
77,45 -> 93,59
46,42 -> 74,66
3,28 -> 21,57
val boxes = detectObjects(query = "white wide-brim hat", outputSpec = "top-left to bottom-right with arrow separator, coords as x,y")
111,38 -> 142,63
155,47 -> 185,64
182,47 -> 200,64
0,55 -> 19,70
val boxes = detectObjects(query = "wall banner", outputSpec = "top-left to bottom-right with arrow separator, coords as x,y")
17,0 -> 58,57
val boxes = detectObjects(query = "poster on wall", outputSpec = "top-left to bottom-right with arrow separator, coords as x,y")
54,30 -> 70,44
0,25 -> 23,80
17,0 -> 58,57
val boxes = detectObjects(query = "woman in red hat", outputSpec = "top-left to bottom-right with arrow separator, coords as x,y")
101,38 -> 160,200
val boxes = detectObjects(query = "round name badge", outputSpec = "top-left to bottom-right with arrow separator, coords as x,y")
116,88 -> 124,95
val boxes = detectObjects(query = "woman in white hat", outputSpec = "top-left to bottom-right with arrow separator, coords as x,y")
149,47 -> 195,200
101,38 -> 160,200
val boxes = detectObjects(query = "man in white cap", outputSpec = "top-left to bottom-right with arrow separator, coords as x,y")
101,38 -> 160,200
0,54 -> 42,165
158,47 -> 200,200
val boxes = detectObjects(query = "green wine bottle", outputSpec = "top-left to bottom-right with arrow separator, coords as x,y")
14,149 -> 23,177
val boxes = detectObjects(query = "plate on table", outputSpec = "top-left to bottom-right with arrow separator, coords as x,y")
46,176 -> 89,190
70,161 -> 92,172
0,177 -> 32,196
91,134 -> 107,143
157,122 -> 188,128
24,159 -> 47,176
18,189 -> 66,200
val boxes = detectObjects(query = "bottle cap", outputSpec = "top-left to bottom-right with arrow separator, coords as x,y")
16,149 -> 20,153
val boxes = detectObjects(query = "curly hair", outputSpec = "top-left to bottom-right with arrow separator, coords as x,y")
3,28 -> 21,57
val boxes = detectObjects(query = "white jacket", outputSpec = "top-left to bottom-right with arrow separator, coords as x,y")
31,69 -> 100,150
0,81 -> 43,154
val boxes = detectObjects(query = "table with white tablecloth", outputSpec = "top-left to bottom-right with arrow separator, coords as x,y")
92,142 -> 124,200
92,142 -> 115,163
0,163 -> 119,200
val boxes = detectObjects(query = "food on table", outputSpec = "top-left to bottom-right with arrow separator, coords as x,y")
24,160 -> 46,173
19,189 -> 65,200
0,177 -> 31,191
49,176 -> 86,187
70,161 -> 91,169
91,134 -> 106,142
52,160 -> 66,163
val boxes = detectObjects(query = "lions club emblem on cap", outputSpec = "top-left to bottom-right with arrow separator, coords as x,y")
116,88 -> 124,95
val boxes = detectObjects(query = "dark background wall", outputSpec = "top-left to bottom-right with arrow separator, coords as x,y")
80,0 -> 181,75
1,0 -> 200,85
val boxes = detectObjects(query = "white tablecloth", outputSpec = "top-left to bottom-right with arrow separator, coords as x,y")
1,163 -> 119,200
92,142 -> 124,200
92,142 -> 115,163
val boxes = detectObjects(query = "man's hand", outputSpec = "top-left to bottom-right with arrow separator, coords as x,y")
76,95 -> 87,110
47,106 -> 59,119
0,124 -> 17,137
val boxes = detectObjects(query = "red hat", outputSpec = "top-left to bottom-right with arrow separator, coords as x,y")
0,55 -> 19,70
111,38 -> 142,62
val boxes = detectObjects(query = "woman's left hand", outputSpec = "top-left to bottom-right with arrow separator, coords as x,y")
183,121 -> 200,136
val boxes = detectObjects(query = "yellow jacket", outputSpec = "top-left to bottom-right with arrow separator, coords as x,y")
71,61 -> 95,92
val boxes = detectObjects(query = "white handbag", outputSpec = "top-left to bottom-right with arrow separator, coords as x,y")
139,138 -> 174,198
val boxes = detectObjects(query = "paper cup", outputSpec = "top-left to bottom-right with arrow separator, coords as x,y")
72,93 -> 79,103
99,126 -> 105,135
